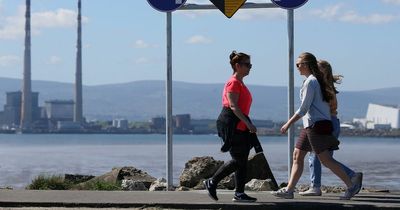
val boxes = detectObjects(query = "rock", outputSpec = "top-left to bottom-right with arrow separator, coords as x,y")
245,152 -> 279,190
221,153 -> 279,190
176,186 -> 190,191
78,166 -> 156,189
245,179 -> 276,191
121,180 -> 148,191
179,156 -> 224,188
117,167 -> 157,189
149,178 -> 167,191
218,175 -> 235,190
64,174 -> 95,184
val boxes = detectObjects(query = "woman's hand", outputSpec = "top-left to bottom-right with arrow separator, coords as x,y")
247,123 -> 257,133
280,123 -> 289,134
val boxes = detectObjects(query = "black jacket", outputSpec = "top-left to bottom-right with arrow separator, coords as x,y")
216,107 -> 263,153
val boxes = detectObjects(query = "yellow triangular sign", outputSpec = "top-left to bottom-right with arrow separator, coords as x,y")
209,0 -> 247,18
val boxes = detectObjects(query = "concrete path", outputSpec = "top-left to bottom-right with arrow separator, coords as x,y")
0,190 -> 399,210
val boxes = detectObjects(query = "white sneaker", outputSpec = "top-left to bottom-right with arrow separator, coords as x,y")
271,188 -> 294,199
299,187 -> 322,196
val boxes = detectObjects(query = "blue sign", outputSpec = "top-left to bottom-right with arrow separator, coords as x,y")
271,0 -> 308,9
147,0 -> 188,12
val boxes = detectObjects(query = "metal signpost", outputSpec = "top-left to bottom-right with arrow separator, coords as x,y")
146,0 -> 187,190
271,0 -> 308,179
147,0 -> 307,189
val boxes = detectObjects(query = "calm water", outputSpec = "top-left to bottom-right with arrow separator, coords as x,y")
0,134 -> 399,190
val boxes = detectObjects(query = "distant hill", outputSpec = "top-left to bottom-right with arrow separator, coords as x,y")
1,77 -> 399,122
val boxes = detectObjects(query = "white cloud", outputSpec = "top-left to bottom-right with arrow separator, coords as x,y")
134,40 -> 157,49
185,35 -> 212,44
47,56 -> 62,65
309,4 -> 399,24
135,57 -> 149,64
310,4 -> 343,20
134,40 -> 149,48
382,0 -> 400,5
339,11 -> 398,24
0,5 -> 88,40
0,55 -> 19,67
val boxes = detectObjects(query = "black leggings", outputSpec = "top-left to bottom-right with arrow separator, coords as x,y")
212,131 -> 251,193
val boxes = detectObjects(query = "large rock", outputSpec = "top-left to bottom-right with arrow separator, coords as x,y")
121,180 -> 148,191
117,167 -> 157,188
179,156 -> 224,188
149,178 -> 167,191
80,166 -> 156,189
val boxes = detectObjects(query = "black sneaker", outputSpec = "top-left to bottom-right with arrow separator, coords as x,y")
203,179 -> 218,201
232,193 -> 257,202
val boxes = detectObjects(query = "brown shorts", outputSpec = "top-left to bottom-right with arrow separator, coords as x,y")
295,120 -> 340,154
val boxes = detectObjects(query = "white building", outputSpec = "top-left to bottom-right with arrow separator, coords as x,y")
112,119 -> 129,130
365,103 -> 400,129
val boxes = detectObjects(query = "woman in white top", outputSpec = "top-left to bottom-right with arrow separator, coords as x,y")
271,52 -> 361,200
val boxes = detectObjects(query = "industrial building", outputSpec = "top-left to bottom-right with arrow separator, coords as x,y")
0,91 -> 41,129
354,103 -> 400,129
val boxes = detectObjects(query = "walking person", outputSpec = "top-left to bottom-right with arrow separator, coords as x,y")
299,60 -> 363,196
204,51 -> 258,202
271,52 -> 362,200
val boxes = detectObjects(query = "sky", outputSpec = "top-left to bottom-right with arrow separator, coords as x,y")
0,0 -> 399,91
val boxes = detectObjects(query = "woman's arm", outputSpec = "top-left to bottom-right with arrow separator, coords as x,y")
227,92 -> 257,133
280,114 -> 301,134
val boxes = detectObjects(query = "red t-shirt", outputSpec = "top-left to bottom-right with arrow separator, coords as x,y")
222,76 -> 252,131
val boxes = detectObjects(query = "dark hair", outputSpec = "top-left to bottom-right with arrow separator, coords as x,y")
229,51 -> 250,72
298,52 -> 332,102
318,60 -> 344,95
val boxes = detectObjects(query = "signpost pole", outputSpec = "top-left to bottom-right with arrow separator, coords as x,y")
287,9 -> 295,179
166,11 -> 173,190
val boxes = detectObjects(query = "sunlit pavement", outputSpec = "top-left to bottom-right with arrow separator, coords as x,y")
0,190 -> 399,210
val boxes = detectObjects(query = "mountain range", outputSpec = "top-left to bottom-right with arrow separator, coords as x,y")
0,77 -> 399,122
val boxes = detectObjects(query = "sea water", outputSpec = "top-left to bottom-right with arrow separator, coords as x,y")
0,134 -> 398,190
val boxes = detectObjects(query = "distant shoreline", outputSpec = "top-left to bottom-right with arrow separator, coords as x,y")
1,129 -> 400,138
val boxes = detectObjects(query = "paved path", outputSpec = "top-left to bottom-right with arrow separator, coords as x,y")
1,190 -> 399,209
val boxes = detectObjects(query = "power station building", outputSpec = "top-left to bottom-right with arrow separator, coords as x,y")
0,91 -> 41,129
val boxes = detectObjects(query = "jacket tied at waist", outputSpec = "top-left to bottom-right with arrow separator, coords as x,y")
216,107 -> 263,153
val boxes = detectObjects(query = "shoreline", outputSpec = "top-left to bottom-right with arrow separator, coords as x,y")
0,130 -> 400,138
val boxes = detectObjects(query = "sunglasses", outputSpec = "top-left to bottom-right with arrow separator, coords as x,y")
240,62 -> 252,69
296,62 -> 308,68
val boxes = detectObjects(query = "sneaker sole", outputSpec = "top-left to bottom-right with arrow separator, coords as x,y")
232,198 -> 257,202
271,194 -> 294,199
299,192 -> 322,196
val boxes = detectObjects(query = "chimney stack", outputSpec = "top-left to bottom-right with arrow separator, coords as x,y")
74,0 -> 83,123
20,0 -> 32,130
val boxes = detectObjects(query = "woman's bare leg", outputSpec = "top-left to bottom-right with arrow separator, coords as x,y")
286,148 -> 307,191
317,150 -> 352,188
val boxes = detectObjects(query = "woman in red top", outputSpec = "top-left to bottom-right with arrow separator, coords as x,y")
204,51 -> 258,202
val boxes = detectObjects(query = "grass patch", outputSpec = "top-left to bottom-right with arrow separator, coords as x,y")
27,174 -> 73,190
74,180 -> 122,191
27,174 -> 122,191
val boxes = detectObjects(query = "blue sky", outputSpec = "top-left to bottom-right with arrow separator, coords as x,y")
0,0 -> 399,91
